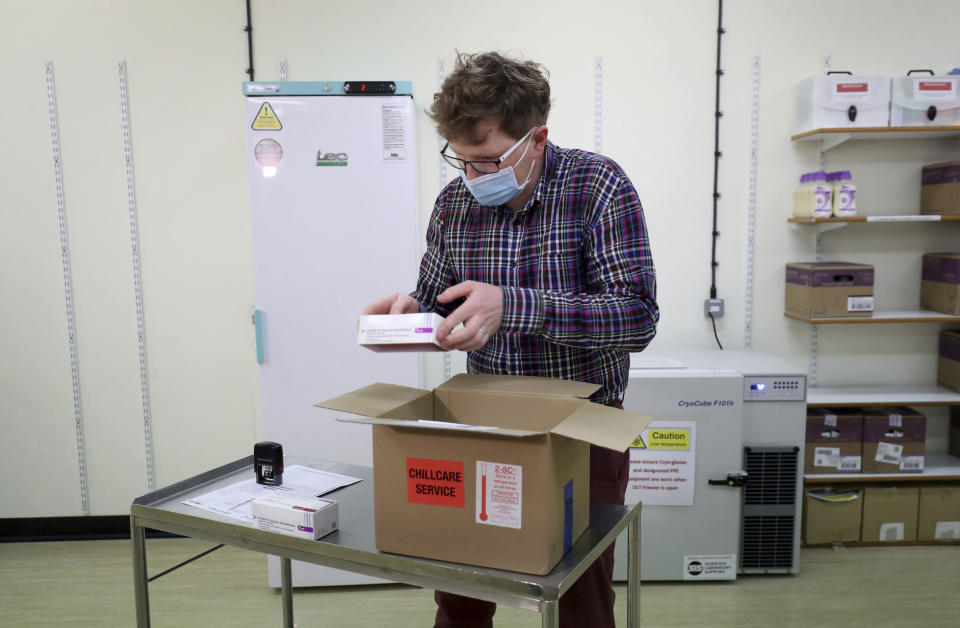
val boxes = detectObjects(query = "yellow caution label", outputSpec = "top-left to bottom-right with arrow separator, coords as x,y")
252,102 -> 282,130
630,434 -> 647,449
647,428 -> 690,450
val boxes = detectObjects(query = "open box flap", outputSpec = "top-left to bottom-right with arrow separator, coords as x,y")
438,373 -> 601,399
550,403 -> 653,452
335,415 -> 543,438
314,382 -> 431,418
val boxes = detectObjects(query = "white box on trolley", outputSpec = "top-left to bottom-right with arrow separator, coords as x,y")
890,73 -> 960,126
795,74 -> 890,133
252,493 -> 339,540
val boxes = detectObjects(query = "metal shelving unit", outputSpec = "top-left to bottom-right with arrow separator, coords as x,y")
789,126 -> 960,493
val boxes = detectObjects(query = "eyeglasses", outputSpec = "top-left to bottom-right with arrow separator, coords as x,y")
440,127 -> 536,175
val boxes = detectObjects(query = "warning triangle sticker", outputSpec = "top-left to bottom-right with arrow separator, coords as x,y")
631,433 -> 647,449
252,102 -> 282,130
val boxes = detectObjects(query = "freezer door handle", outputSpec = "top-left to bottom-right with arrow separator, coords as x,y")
253,308 -> 265,364
708,471 -> 748,487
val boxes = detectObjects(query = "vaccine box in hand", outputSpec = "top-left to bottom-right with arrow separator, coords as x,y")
251,493 -> 338,540
357,313 -> 447,352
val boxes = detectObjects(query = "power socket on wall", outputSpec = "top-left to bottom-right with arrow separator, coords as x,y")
704,298 -> 725,318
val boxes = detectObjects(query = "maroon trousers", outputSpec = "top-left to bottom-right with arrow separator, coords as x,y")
434,444 -> 631,628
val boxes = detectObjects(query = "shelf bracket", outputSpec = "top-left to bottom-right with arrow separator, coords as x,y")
816,221 -> 848,236
819,133 -> 851,152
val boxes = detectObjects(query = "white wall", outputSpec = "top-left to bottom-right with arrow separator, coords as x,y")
1,0 -> 958,517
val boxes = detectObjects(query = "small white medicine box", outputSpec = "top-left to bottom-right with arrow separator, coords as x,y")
890,74 -> 960,126
251,493 -> 338,540
795,75 -> 891,133
357,312 -> 446,352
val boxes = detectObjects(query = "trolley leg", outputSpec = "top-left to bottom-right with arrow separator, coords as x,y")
627,515 -> 642,627
540,599 -> 559,628
281,557 -> 294,628
131,516 -> 151,628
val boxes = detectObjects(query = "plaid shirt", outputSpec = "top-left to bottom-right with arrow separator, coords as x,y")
413,140 -> 658,404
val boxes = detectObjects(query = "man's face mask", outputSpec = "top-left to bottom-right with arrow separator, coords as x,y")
457,128 -> 538,207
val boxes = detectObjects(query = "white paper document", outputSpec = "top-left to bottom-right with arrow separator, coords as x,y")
182,465 -> 362,521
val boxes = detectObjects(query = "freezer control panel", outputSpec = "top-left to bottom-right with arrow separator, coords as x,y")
343,81 -> 396,94
743,375 -> 806,402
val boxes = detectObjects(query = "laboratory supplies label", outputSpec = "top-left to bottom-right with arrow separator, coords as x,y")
476,461 -> 522,529
406,458 -> 464,508
683,555 -> 737,580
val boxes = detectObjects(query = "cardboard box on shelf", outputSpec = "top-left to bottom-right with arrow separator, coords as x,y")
939,330 -> 960,393
785,262 -> 874,319
920,253 -> 960,315
315,374 -> 652,575
861,407 -> 926,474
917,485 -> 960,542
861,486 -> 919,542
921,161 -> 960,216
803,489 -> 863,545
805,407 -> 863,474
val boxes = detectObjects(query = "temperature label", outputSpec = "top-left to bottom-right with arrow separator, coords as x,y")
476,461 -> 522,529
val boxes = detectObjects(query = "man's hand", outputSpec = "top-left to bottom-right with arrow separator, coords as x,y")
362,293 -> 419,315
436,281 -> 503,351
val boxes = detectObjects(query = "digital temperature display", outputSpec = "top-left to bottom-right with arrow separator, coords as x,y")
343,81 -> 396,95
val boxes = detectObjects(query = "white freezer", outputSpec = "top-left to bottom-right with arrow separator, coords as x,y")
244,81 -> 420,586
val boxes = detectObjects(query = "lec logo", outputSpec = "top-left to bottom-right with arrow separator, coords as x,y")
316,149 -> 348,166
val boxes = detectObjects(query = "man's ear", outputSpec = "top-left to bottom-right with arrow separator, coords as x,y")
532,125 -> 549,155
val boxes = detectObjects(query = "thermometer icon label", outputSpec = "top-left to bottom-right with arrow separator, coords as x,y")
476,461 -> 522,529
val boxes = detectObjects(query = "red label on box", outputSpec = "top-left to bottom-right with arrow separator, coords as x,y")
836,82 -> 868,93
407,458 -> 465,507
919,81 -> 952,91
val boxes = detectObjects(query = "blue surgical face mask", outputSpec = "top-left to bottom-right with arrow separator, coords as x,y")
459,131 -> 538,207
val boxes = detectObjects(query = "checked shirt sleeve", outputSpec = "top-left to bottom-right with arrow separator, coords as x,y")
503,172 -> 659,351
410,195 -> 458,317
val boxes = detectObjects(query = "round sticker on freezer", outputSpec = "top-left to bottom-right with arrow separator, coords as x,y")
254,139 -> 283,166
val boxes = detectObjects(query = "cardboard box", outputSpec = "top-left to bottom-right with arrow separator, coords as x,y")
357,313 -> 446,352
805,407 -> 863,474
920,253 -> 960,314
861,407 -> 926,473
252,493 -> 338,540
939,330 -> 960,393
918,486 -> 960,542
861,486 -> 919,542
921,161 -> 960,216
785,262 -> 874,318
803,489 -> 862,545
891,77 -> 960,127
794,75 -> 890,134
315,374 -> 652,575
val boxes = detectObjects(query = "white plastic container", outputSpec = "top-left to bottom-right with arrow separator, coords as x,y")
890,73 -> 960,126
811,171 -> 833,218
832,171 -> 857,217
795,74 -> 891,134
793,173 -> 813,217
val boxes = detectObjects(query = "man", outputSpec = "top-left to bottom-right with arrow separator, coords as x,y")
363,51 -> 658,628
